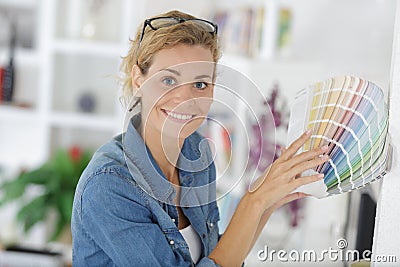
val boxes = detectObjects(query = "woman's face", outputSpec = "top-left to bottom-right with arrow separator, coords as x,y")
134,44 -> 215,139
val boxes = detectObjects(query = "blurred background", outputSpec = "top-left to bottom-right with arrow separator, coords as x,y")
0,0 -> 396,266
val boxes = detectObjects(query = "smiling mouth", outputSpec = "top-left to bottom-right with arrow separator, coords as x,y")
161,109 -> 196,122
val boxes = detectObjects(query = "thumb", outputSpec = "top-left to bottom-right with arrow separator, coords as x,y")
280,146 -> 287,156
272,192 -> 308,211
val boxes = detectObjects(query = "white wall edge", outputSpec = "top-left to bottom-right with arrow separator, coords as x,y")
372,1 -> 400,266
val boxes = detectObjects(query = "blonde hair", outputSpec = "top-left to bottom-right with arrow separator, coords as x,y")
119,10 -> 221,108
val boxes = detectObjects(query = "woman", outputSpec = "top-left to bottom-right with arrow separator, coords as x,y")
71,10 -> 329,266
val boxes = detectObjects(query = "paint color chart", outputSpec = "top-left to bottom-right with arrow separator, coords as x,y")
287,76 -> 390,198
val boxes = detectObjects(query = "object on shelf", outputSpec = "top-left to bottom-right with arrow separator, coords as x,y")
213,6 -> 264,57
287,75 -> 391,198
77,91 -> 96,113
81,0 -> 105,39
1,18 -> 16,103
52,53 -> 118,115
277,7 -> 292,57
0,146 -> 93,242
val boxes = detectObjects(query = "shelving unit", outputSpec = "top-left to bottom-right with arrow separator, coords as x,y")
0,0 -> 131,169
0,0 -> 134,246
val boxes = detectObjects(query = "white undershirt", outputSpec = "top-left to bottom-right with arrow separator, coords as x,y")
179,224 -> 202,264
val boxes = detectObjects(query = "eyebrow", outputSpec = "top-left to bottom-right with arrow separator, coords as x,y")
160,69 -> 212,80
161,68 -> 181,76
194,74 -> 212,80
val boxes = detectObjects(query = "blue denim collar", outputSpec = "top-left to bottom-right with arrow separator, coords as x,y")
123,113 -> 213,205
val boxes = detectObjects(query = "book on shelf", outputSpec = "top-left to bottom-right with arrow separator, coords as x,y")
277,8 -> 292,56
213,6 -> 265,57
212,6 -> 292,58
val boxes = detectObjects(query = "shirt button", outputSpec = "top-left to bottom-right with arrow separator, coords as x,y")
169,240 -> 174,245
172,218 -> 176,223
210,222 -> 214,227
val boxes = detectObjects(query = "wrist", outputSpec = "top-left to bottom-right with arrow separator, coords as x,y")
242,190 -> 270,216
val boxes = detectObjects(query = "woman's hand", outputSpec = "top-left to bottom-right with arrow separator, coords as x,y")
248,130 -> 329,213
209,130 -> 330,266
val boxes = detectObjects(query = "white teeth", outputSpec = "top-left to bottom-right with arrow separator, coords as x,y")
165,110 -> 193,120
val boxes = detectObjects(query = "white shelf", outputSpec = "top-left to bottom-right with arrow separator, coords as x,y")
49,111 -> 119,131
53,39 -> 124,57
0,48 -> 38,66
0,105 -> 39,121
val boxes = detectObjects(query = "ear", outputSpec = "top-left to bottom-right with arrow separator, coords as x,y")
131,65 -> 144,96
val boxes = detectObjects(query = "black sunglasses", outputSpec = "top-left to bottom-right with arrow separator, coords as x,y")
137,16 -> 218,48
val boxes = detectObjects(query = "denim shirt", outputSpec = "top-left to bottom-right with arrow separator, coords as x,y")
72,114 -> 221,267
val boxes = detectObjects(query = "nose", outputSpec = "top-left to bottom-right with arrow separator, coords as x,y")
172,83 -> 195,104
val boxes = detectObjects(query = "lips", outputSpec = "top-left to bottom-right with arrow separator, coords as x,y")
161,109 -> 196,122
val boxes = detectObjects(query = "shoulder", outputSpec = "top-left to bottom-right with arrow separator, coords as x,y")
73,164 -> 152,222
80,169 -> 150,208
78,133 -> 141,186
73,134 -> 150,212
88,134 -> 126,170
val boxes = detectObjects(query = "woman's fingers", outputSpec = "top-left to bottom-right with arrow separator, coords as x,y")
280,146 -> 286,156
289,173 -> 324,192
273,192 -> 308,210
286,155 -> 329,180
278,130 -> 311,162
253,131 -> 329,208
284,145 -> 328,170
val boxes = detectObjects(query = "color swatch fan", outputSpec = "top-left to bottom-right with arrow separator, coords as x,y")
287,76 -> 391,198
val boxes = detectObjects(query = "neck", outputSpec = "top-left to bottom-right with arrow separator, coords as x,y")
139,122 -> 184,182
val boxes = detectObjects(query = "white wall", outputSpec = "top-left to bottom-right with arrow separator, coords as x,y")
372,1 -> 400,265
287,0 -> 396,88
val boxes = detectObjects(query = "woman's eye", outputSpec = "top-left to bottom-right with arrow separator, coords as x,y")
162,77 -> 177,86
194,82 -> 208,90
